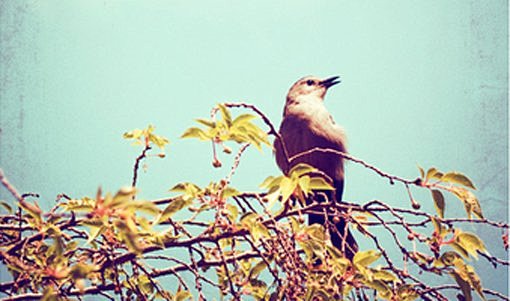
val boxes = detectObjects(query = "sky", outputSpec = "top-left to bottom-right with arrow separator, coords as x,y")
0,1 -> 508,298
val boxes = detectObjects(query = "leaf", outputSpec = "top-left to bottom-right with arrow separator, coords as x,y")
232,113 -> 256,125
155,199 -> 186,224
251,222 -> 270,242
115,220 -> 143,254
304,224 -> 326,242
174,290 -> 192,301
221,187 -> 240,199
0,201 -> 12,213
397,284 -> 420,301
353,250 -> 381,267
308,177 -> 334,191
148,133 -> 169,149
426,167 -> 438,181
456,232 -> 487,259
373,269 -> 397,282
86,225 -> 107,244
170,182 -> 201,195
195,118 -> 216,128
451,187 -> 483,219
298,175 -> 311,196
451,270 -> 473,301
123,128 -> 143,140
418,165 -> 425,179
431,190 -> 445,218
279,177 -> 296,203
180,127 -> 210,140
250,260 -> 268,278
450,241 -> 470,259
441,172 -> 476,190
440,251 -> 464,267
289,163 -> 317,177
366,280 -> 391,299
430,216 -> 443,236
123,200 -> 161,216
217,103 -> 232,127
224,204 -> 239,223
259,176 -> 281,189
110,187 -> 137,208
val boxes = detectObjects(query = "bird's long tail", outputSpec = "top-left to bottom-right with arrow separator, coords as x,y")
309,181 -> 358,260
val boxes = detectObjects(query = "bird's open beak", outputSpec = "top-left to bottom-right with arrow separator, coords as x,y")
320,76 -> 341,88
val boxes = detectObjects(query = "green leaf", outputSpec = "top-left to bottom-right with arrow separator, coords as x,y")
431,190 -> 445,218
426,167 -> 438,181
123,128 -> 143,140
170,182 -> 201,195
155,199 -> 186,224
250,260 -> 268,278
289,163 -> 317,177
86,225 -> 107,244
305,224 -> 326,242
195,118 -> 216,128
148,133 -> 169,149
123,200 -> 161,216
251,222 -> 270,242
440,251 -> 464,267
174,290 -> 192,301
259,176 -> 280,189
224,204 -> 239,223
110,187 -> 137,208
298,175 -> 310,196
441,172 -> 476,190
308,177 -> 334,191
353,250 -> 381,267
279,177 -> 296,202
115,220 -> 143,254
217,103 -> 232,127
241,212 -> 269,242
366,280 -> 391,299
373,269 -> 397,282
450,241 -> 470,259
418,165 -> 425,179
181,127 -> 210,140
397,284 -> 419,301
221,187 -> 240,199
451,187 -> 483,219
430,216 -> 443,236
232,113 -> 256,125
456,231 -> 487,259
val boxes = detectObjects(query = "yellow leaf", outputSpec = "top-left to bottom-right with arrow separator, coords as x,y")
353,250 -> 381,267
442,172 -> 476,190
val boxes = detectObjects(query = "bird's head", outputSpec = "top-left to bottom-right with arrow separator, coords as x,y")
286,75 -> 340,102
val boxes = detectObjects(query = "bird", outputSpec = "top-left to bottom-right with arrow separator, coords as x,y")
274,75 -> 358,260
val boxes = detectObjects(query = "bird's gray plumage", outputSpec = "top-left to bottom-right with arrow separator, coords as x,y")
274,75 -> 358,259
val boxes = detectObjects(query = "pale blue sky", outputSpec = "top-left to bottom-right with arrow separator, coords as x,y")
0,1 -> 507,298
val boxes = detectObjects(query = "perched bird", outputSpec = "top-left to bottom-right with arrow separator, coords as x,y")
274,75 -> 358,260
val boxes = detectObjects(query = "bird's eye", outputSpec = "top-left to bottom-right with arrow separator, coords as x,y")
306,79 -> 314,86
